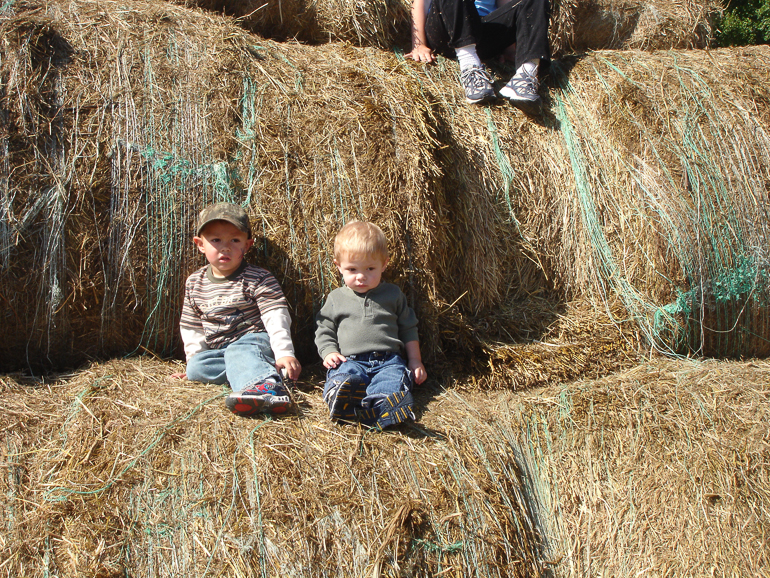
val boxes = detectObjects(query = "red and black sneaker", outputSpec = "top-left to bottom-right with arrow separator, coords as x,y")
226,381 -> 294,417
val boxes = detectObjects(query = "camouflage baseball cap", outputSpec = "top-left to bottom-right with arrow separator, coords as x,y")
196,202 -> 251,238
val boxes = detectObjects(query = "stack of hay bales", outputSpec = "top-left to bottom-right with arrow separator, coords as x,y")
0,0 -> 455,369
1,356 -> 767,576
2,0 -> 770,374
3,0 -> 770,576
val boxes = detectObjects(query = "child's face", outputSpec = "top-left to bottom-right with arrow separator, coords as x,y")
193,220 -> 253,278
335,253 -> 388,294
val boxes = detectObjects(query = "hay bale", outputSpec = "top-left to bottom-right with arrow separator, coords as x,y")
518,47 -> 770,356
0,358 -> 555,577
171,0 -> 720,54
1,356 -> 767,576
551,0 -> 722,55
173,0 -> 412,49
2,0 -> 770,374
506,357 -> 770,576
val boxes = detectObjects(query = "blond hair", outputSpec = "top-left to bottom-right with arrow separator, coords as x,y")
334,221 -> 389,263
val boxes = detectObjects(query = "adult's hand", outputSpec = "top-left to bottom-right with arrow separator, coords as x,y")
406,44 -> 436,64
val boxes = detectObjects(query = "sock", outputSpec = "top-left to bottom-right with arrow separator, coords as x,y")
515,58 -> 540,79
456,44 -> 482,71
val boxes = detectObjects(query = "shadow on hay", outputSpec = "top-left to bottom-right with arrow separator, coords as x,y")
421,98 -> 576,377
246,234 -> 322,363
0,22 -> 83,373
568,0 -> 642,52
484,55 -> 594,130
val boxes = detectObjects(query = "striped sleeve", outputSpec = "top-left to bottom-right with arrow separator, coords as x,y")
242,266 -> 289,315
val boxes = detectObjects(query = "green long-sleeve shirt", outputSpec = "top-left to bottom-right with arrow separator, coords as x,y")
314,283 -> 420,360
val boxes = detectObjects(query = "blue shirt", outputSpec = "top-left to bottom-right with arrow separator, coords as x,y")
476,0 -> 496,17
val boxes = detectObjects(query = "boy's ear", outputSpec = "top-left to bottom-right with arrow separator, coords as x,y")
193,236 -> 205,252
245,238 -> 254,251
382,257 -> 389,270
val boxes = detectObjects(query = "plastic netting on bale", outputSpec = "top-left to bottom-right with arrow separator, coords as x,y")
108,147 -> 246,353
0,3 -> 257,367
0,0 -> 461,371
548,50 -> 770,356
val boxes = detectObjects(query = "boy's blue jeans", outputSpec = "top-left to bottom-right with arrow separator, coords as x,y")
186,332 -> 280,393
324,352 -> 413,409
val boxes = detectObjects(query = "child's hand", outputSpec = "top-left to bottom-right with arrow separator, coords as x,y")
405,341 -> 426,384
410,361 -> 427,385
170,372 -> 187,380
276,356 -> 302,381
406,45 -> 435,64
323,352 -> 347,369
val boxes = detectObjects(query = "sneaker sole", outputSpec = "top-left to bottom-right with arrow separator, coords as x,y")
329,378 -> 366,422
375,390 -> 415,429
225,393 -> 267,417
355,406 -> 378,427
466,92 -> 497,105
263,395 -> 294,415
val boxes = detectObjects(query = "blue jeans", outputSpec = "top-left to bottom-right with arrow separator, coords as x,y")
186,332 -> 280,393
324,352 -> 413,409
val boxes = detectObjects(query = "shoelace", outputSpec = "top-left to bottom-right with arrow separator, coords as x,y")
461,66 -> 493,89
508,72 -> 539,96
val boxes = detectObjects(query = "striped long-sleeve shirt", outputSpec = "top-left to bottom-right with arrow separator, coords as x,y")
179,261 -> 294,361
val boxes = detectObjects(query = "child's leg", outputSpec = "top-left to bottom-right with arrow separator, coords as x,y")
360,353 -> 416,428
323,359 -> 369,422
186,349 -> 228,384
223,333 -> 293,416
222,332 -> 281,392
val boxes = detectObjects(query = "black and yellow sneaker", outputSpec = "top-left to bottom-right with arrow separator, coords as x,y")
323,374 -> 367,423
373,390 -> 415,429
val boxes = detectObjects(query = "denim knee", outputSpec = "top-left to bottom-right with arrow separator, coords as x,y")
186,349 -> 228,384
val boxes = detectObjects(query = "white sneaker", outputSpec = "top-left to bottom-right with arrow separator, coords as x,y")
460,65 -> 496,104
500,70 -> 542,115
